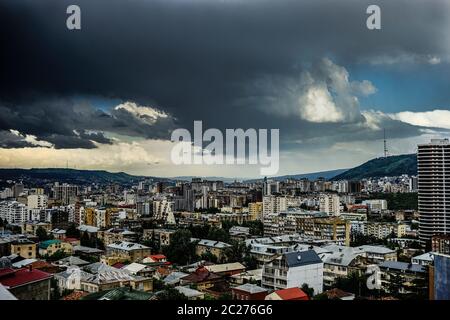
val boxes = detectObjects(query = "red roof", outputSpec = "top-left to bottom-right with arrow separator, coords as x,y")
149,254 -> 166,261
112,262 -> 125,269
0,268 -> 52,288
275,288 -> 309,301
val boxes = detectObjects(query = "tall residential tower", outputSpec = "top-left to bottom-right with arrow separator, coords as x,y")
418,139 -> 450,246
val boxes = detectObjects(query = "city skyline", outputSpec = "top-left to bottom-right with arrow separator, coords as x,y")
1,0 -> 450,178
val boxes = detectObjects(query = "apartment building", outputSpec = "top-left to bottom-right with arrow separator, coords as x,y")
261,250 -> 323,294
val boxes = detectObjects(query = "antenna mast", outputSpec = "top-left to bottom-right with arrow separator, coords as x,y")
383,128 -> 388,158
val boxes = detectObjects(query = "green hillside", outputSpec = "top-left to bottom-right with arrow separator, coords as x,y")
332,154 -> 417,180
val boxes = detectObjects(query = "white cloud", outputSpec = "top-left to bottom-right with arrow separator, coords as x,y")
390,109 -> 450,129
366,53 -> 446,65
114,101 -> 168,124
9,129 -> 54,148
298,85 -> 344,123
296,58 -> 376,123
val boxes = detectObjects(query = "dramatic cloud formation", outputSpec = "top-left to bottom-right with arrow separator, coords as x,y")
0,0 -> 449,177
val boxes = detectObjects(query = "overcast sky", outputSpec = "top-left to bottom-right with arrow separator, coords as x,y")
1,0 -> 450,178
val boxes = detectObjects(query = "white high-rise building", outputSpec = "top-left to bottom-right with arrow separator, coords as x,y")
0,201 -> 28,224
262,196 -> 287,218
319,194 -> 341,216
27,194 -> 48,209
418,139 -> 450,245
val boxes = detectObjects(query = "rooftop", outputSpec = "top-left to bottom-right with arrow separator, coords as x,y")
107,241 -> 149,251
379,261 -> 426,273
233,283 -> 267,294
283,250 -> 323,268
0,267 -> 52,288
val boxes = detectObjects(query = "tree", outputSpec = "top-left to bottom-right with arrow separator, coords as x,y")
65,223 -> 80,238
242,220 -> 264,236
80,231 -> 90,246
45,249 -> 69,262
157,288 -> 188,300
301,283 -> 314,298
36,226 -> 51,242
201,251 -> 218,263
163,229 -> 197,265
207,227 -> 229,243
224,240 -> 247,263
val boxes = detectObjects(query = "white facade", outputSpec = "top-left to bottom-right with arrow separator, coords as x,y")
262,196 -> 287,218
362,199 -> 388,212
418,139 -> 450,244
0,201 -> 28,224
262,250 -> 323,295
319,194 -> 341,216
27,194 -> 48,209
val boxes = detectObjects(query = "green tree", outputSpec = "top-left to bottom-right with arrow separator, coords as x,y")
207,227 -> 229,243
157,288 -> 188,300
163,229 -> 197,265
45,249 -> 69,262
242,220 -> 264,236
80,231 -> 90,246
65,223 -> 80,238
36,226 -> 51,241
224,240 -> 247,263
301,283 -> 314,298
201,251 -> 218,263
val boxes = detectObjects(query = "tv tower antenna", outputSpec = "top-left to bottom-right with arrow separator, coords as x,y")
383,128 -> 388,158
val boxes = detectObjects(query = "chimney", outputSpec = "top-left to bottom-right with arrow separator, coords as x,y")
28,265 -> 33,272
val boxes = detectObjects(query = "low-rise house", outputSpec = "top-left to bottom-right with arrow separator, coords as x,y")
81,262 -> 152,293
194,239 -> 232,262
21,222 -> 52,236
205,262 -> 245,277
51,228 -> 66,240
122,262 -> 155,277
230,269 -> 263,285
54,266 -> 92,293
320,288 -> 355,300
73,245 -> 104,261
262,250 -> 323,294
83,287 -> 153,300
12,258 -> 37,268
98,228 -> 137,246
163,271 -> 188,286
180,266 -> 223,291
232,283 -> 267,300
321,245 -> 367,288
0,267 -> 52,300
142,254 -> 168,264
105,241 -> 151,263
175,285 -> 205,300
10,239 -> 37,259
265,287 -> 309,300
55,256 -> 90,267
39,239 -> 73,256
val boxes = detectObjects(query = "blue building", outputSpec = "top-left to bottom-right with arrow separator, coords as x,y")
434,253 -> 450,300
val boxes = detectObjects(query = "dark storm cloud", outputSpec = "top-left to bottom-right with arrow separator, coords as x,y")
0,98 -> 175,148
0,0 -> 448,149
0,130 -> 34,148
